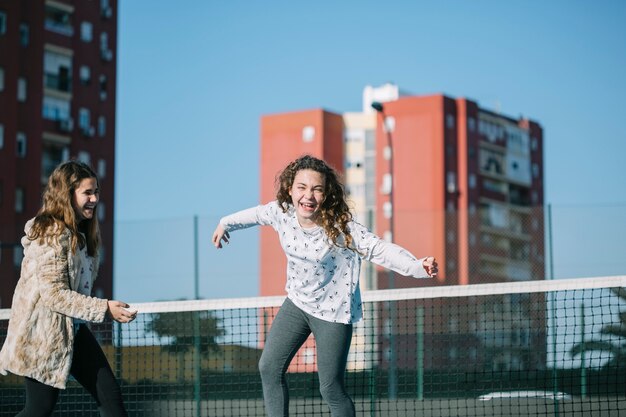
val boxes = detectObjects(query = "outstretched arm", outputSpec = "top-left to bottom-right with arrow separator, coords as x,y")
212,202 -> 282,249
352,222 -> 438,279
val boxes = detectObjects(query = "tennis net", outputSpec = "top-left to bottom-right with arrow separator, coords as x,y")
1,275 -> 625,416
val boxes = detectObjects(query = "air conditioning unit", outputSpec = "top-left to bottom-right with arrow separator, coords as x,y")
57,118 -> 74,133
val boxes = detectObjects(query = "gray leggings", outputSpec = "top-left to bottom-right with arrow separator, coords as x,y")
258,297 -> 355,417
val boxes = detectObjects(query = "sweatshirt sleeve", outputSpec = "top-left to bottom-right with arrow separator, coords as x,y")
351,222 -> 430,279
219,201 -> 282,232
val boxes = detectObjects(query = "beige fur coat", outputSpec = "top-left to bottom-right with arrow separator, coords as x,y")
0,219 -> 108,389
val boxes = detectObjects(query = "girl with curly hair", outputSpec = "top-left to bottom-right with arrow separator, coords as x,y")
212,155 -> 437,417
0,160 -> 137,417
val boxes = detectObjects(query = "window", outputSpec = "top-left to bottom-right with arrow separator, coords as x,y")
479,148 -> 504,175
80,21 -> 92,42
97,201 -> 105,223
78,107 -> 91,131
468,173 -> 476,189
380,173 -> 392,195
42,142 -> 69,182
382,201 -> 392,219
77,150 -> 91,165
100,0 -> 113,19
19,23 -> 29,46
100,32 -> 112,61
43,96 -> 71,121
0,11 -> 6,35
531,137 -> 538,151
383,116 -> 395,133
45,5 -> 73,36
79,65 -> 91,84
44,50 -> 72,92
17,77 -> 27,102
15,187 -> 25,213
14,243 -> 24,268
467,117 -> 476,132
98,116 -> 106,137
0,124 -> 3,149
0,66 -> 4,91
97,159 -> 106,178
446,171 -> 456,193
302,126 -> 314,142
446,114 -> 455,129
16,133 -> 26,157
99,74 -> 107,100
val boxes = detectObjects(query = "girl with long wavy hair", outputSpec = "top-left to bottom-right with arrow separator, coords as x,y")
0,161 -> 137,417
212,155 -> 438,417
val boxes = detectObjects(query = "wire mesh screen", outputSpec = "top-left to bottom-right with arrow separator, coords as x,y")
1,276 -> 625,416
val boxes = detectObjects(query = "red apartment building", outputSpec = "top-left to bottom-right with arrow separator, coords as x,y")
259,91 -> 546,372
0,0 -> 117,308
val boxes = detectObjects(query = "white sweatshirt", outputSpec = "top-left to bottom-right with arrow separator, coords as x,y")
220,201 -> 430,324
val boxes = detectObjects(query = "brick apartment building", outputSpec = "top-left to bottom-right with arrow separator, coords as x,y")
0,0 -> 117,307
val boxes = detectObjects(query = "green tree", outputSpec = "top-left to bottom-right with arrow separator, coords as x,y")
146,310 -> 226,355
146,309 -> 226,382
570,287 -> 626,368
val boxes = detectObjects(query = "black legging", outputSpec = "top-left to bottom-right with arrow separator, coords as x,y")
17,324 -> 127,417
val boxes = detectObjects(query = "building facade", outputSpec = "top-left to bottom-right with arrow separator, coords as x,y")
0,0 -> 117,308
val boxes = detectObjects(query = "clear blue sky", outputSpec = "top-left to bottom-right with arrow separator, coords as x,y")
113,1 -> 626,303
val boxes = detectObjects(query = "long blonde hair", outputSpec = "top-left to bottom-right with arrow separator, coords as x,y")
28,161 -> 100,256
276,155 -> 355,250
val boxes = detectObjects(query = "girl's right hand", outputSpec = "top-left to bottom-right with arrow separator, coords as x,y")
107,300 -> 137,323
212,223 -> 230,249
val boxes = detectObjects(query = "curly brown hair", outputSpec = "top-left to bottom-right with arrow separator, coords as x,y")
276,155 -> 355,250
28,161 -> 101,256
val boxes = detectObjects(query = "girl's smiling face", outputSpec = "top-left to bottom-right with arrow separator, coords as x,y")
72,177 -> 99,221
289,169 -> 325,228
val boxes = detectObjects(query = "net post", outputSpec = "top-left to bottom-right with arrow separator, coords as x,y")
416,306 -> 424,401
193,215 -> 201,417
547,204 -> 560,416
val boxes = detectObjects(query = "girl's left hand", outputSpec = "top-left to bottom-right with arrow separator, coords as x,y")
423,257 -> 438,277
